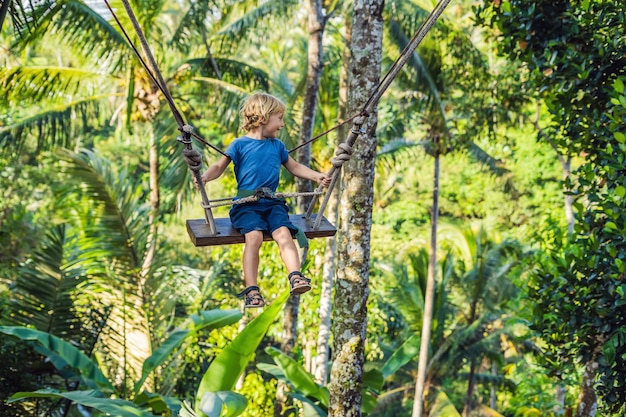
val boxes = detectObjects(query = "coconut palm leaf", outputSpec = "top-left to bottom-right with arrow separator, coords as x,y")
386,20 -> 445,118
10,0 -> 128,70
464,141 -> 510,176
0,97 -> 108,158
175,57 -> 269,92
54,148 -> 150,269
168,0 -> 224,53
0,66 -> 115,104
51,148 -> 157,383
7,224 -> 95,343
212,0 -> 299,53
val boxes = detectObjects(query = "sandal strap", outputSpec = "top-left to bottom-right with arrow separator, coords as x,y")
288,271 -> 310,283
237,285 -> 260,298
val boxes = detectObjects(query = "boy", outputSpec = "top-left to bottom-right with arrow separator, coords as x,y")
199,92 -> 331,308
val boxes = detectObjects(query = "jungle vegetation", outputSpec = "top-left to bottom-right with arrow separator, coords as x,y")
0,0 -> 624,416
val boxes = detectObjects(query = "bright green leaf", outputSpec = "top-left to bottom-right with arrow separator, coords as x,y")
614,78 -> 625,94
10,390 -> 151,417
135,309 -> 241,395
195,291 -> 290,416
265,346 -> 329,406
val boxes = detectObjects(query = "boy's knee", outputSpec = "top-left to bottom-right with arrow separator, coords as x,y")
271,226 -> 291,241
245,230 -> 264,247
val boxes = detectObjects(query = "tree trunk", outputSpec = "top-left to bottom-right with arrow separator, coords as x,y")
314,5 -> 352,386
412,150 -> 439,417
281,0 -> 327,356
575,360 -> 598,417
327,1 -> 383,415
313,187 -> 337,385
277,1 -> 326,415
462,358 -> 477,417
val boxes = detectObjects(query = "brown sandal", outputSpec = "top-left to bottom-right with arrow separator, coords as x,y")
236,286 -> 266,308
288,271 -> 311,295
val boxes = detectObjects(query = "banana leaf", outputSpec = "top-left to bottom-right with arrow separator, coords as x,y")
197,391 -> 248,417
380,333 -> 421,379
0,326 -> 114,393
194,290 -> 290,416
9,389 -> 152,417
134,309 -> 242,394
264,346 -> 329,406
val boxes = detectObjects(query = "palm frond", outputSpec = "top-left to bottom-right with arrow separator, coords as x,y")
53,148 -> 150,271
12,0 -> 128,71
377,137 -> 430,156
464,142 -> 509,176
0,66 -> 116,105
212,0 -> 299,55
168,0 -> 221,53
0,95 -> 112,159
174,57 -> 269,91
50,148 -> 158,383
10,225 -> 85,336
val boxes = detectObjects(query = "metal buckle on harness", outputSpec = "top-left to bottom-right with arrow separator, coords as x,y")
254,187 -> 276,199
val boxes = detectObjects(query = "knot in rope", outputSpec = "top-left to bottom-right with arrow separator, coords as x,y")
182,148 -> 203,172
353,115 -> 368,125
181,124 -> 194,134
331,143 -> 353,168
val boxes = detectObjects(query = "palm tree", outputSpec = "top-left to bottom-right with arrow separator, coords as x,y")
441,225 -> 524,415
374,2 -> 528,412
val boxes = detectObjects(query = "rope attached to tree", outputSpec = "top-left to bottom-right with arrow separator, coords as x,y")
106,0 -> 452,237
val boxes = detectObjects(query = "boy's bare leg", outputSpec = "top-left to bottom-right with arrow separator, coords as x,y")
272,226 -> 311,294
271,226 -> 300,272
243,231 -> 264,288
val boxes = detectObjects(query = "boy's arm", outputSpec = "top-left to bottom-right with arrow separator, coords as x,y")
284,156 -> 331,187
200,155 -> 231,183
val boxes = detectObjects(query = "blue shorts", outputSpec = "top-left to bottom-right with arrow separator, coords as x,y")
229,199 -> 296,235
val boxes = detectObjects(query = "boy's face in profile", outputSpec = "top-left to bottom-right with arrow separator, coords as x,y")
262,112 -> 285,139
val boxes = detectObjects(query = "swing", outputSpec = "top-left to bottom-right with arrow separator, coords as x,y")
186,214 -> 336,247
107,0 -> 450,248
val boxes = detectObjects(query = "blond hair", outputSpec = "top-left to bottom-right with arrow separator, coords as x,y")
239,92 -> 286,131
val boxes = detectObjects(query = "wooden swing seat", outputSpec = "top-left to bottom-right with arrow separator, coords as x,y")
186,214 -> 337,247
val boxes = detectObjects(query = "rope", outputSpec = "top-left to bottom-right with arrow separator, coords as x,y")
303,0 -> 452,227
291,0 -> 452,152
105,0 -> 219,234
110,0 -> 451,236
201,191 -> 324,209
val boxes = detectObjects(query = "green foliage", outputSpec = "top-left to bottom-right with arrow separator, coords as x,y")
0,334 -> 42,417
194,290 -> 289,416
477,1 -> 626,413
1,306 -> 241,416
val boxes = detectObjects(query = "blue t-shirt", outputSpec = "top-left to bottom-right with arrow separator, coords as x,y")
226,136 -> 289,192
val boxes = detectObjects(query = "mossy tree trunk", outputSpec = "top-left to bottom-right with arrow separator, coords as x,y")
327,0 -> 384,415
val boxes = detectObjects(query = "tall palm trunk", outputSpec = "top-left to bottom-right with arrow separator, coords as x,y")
282,0 -> 326,357
412,149 -> 440,417
327,1 -> 383,415
314,11 -> 352,385
276,1 -> 326,415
